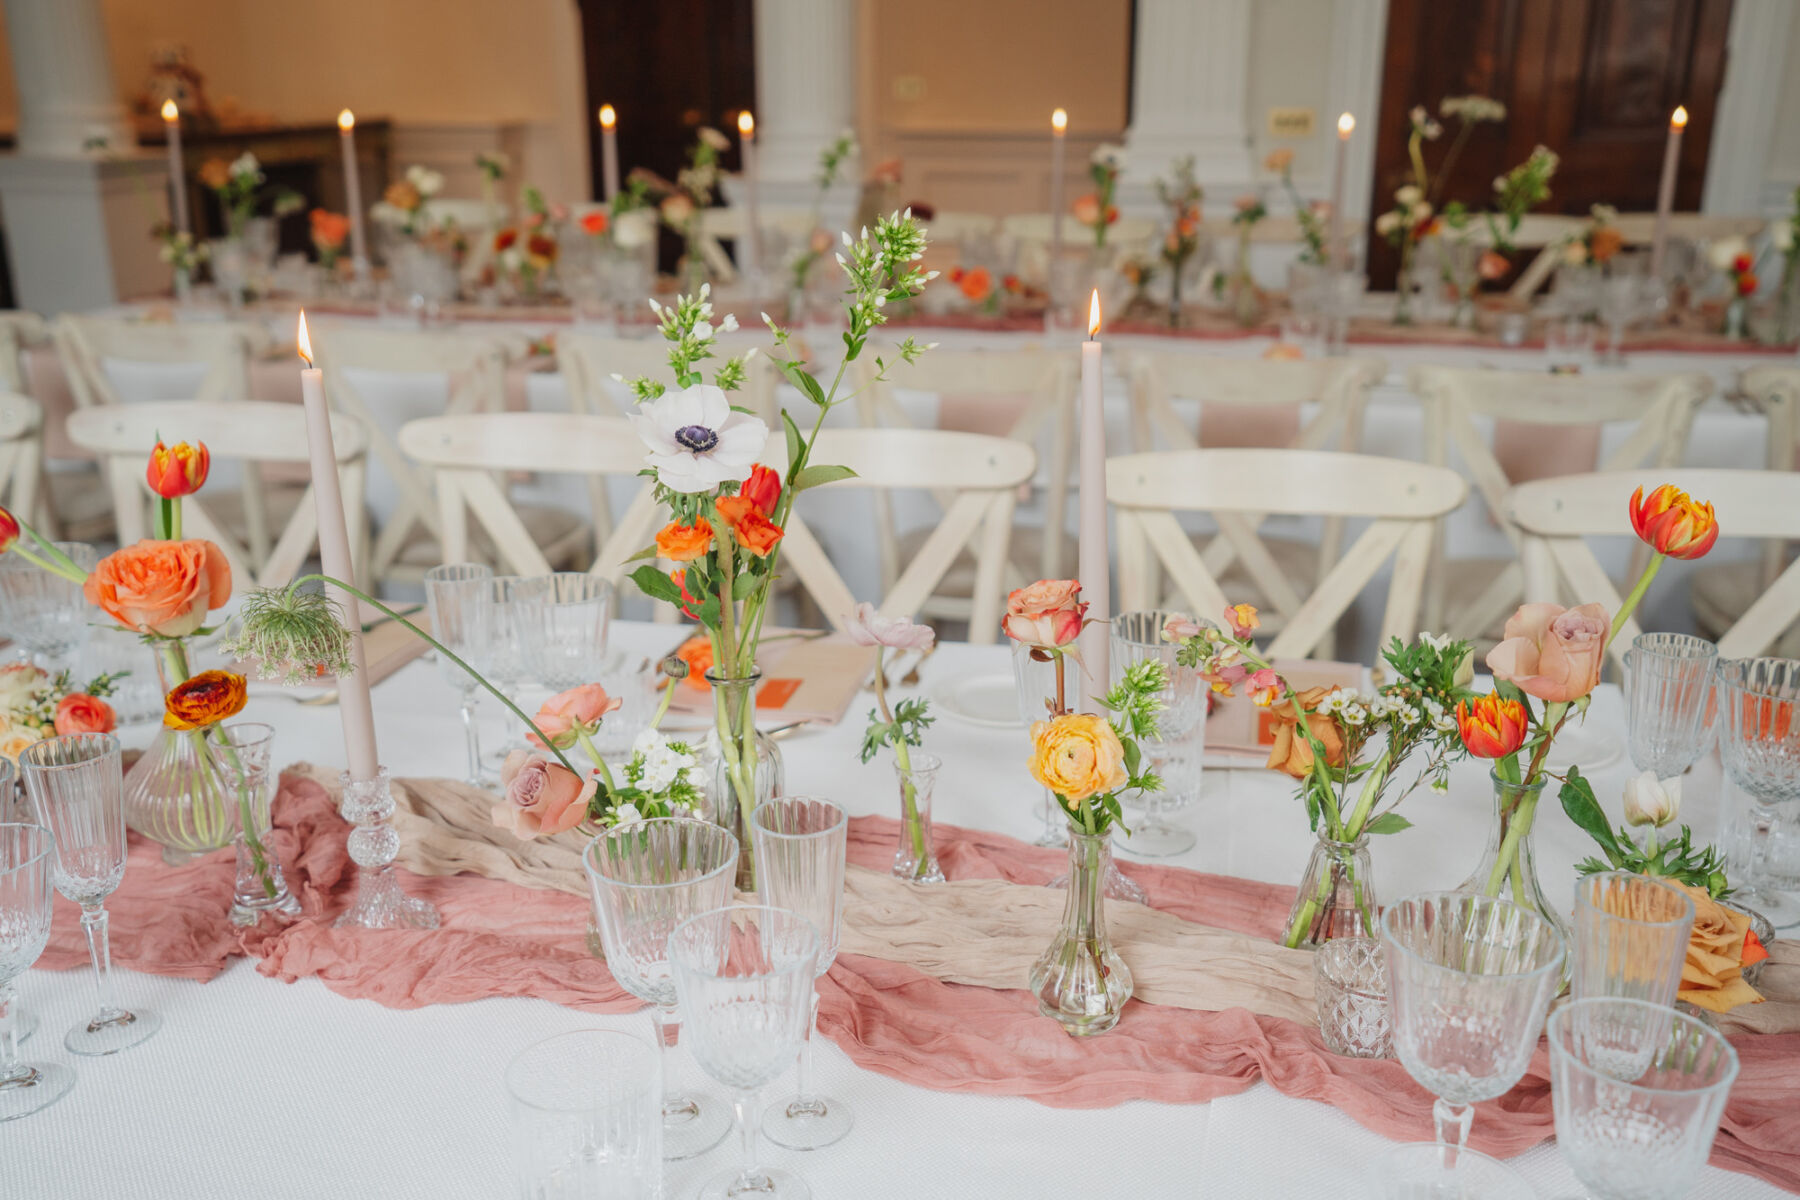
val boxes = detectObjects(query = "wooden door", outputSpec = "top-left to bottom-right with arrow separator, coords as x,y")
1367,0 -> 1733,288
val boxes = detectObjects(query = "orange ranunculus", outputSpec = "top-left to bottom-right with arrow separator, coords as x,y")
383,180 -> 421,211
714,496 -> 783,557
0,504 -> 17,553
958,266 -> 993,303
85,539 -> 232,637
1590,227 -> 1624,263
1486,602 -> 1609,704
309,208 -> 351,249
54,693 -> 116,737
1477,250 -> 1510,281
739,464 -> 781,518
579,210 -> 609,236
493,749 -> 596,838
1629,484 -> 1719,561
163,670 -> 248,730
675,634 -> 714,691
1002,579 -> 1085,647
1456,693 -> 1528,759
145,440 -> 210,498
198,158 -> 232,190
655,517 -> 714,563
1029,712 -> 1128,804
1265,686 -> 1347,779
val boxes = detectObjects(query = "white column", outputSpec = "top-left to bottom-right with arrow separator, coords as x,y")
1120,0 -> 1255,216
2,0 -> 131,156
1701,0 -> 1794,215
753,0 -> 859,223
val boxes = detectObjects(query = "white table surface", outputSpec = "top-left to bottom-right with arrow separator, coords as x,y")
8,620 -> 1791,1199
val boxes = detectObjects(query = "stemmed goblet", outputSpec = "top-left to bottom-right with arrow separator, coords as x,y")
669,905 -> 820,1200
1716,657 -> 1800,926
584,818 -> 737,1161
424,562 -> 494,786
19,732 -> 162,1055
1372,892 -> 1564,1197
0,541 -> 98,672
1623,632 -> 1717,781
0,822 -> 72,1119
1111,611 -> 1205,857
751,796 -> 853,1150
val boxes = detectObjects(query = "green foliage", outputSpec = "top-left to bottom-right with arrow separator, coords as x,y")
1560,767 -> 1732,898
859,697 -> 935,764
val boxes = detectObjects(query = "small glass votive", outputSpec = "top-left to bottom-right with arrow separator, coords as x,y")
1314,936 -> 1392,1058
1571,872 -> 1694,1008
507,1029 -> 661,1199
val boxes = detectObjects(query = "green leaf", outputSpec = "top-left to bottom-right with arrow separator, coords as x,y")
1558,768 -> 1622,858
781,409 -> 805,469
731,572 -> 760,601
791,463 -> 856,492
1364,812 -> 1414,836
628,565 -> 683,605
621,543 -> 660,565
778,359 -> 826,406
1122,736 -> 1141,779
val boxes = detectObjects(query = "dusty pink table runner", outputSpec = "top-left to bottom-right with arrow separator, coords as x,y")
34,771 -> 1800,1191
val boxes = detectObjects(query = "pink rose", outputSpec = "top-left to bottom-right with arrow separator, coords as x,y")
1485,602 -> 1610,704
843,602 -> 935,652
528,684 -> 622,750
1002,580 -> 1087,647
492,750 -> 597,839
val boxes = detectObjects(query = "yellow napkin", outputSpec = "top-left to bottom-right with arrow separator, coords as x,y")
1675,883 -> 1765,1014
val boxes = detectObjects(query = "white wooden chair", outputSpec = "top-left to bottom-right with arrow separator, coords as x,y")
65,401 -> 370,591
1108,449 -> 1469,660
1409,364 -> 1710,650
0,394 -> 43,528
1506,468 -> 1800,662
313,323 -> 585,586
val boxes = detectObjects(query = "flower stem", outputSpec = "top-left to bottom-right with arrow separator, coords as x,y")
1609,553 -> 1664,647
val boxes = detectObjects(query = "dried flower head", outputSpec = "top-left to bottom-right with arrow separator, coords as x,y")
223,585 -> 357,684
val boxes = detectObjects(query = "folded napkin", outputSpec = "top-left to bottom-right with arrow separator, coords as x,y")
1677,884 -> 1766,1014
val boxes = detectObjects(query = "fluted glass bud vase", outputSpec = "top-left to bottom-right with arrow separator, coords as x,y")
123,638 -> 236,864
701,668 -> 783,892
336,768 -> 439,930
1029,827 -> 1132,1036
205,722 -> 301,927
1458,770 -> 1571,952
1281,834 -> 1376,949
892,751 -> 944,883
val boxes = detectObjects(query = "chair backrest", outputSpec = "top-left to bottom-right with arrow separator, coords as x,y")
0,392 -> 42,525
556,330 -> 778,424
1741,365 -> 1800,471
65,400 -> 370,590
0,312 -> 46,393
51,314 -> 269,410
1108,448 -> 1469,659
1504,468 -> 1800,662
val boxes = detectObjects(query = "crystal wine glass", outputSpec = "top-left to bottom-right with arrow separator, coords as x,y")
1571,872 -> 1693,1010
506,1029 -> 662,1196
751,796 -> 853,1150
424,562 -> 494,786
1623,632 -> 1717,781
1376,892 -> 1564,1191
1547,997 -> 1740,1200
669,905 -> 820,1200
583,818 -> 737,1161
517,573 -> 613,692
0,541 -> 98,672
19,732 -> 162,1055
1111,611 -> 1205,857
0,822 -> 73,1119
1716,657 -> 1800,926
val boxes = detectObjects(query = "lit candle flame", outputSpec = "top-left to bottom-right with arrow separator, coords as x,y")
738,110 -> 755,137
1052,108 -> 1068,134
161,99 -> 178,123
599,104 -> 616,130
337,109 -> 354,133
1672,105 -> 1689,129
1337,112 -> 1355,138
297,311 -> 314,367
1088,289 -> 1102,338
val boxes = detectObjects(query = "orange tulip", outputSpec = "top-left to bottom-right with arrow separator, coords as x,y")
1629,484 -> 1719,560
146,440 -> 210,498
1456,693 -> 1528,759
739,464 -> 781,518
163,670 -> 248,730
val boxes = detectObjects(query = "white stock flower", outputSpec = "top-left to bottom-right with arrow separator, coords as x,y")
631,384 -> 769,494
1707,236 -> 1751,272
632,728 -> 695,794
1622,770 -> 1680,828
229,152 -> 262,181
611,802 -> 644,826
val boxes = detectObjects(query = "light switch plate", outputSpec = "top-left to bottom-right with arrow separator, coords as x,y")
1267,107 -> 1316,138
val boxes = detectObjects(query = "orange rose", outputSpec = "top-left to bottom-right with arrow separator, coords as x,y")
198,158 -> 232,190
676,635 -> 714,691
54,693 -> 116,737
528,683 -> 622,750
1736,271 -> 1758,296
714,496 -> 783,557
958,266 -> 993,303
1629,484 -> 1718,561
494,229 -> 518,253
1265,686 -> 1347,779
309,209 -> 351,249
85,539 -> 232,637
163,670 -> 248,730
146,440 -> 210,498
655,517 -> 714,563
1456,693 -> 1528,759
1029,713 -> 1128,803
1486,602 -> 1609,704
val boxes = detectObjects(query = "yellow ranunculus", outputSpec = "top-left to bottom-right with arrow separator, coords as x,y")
0,726 -> 45,764
1029,713 -> 1128,804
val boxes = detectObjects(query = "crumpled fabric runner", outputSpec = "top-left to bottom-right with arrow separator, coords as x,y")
32,764 -> 1800,1191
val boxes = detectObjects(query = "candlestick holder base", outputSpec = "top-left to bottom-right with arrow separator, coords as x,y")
334,767 -> 440,931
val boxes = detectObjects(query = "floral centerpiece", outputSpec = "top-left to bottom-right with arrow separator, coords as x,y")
0,662 -> 119,765
1710,238 -> 1761,339
379,165 -> 464,305
850,605 -> 940,882
198,152 -> 301,240
1156,156 -> 1203,325
310,209 -> 350,273
1437,144 -> 1558,323
621,211 -> 936,887
946,265 -> 1022,316
631,128 -> 729,291
1265,148 -> 1329,267
1074,143 -> 1124,251
382,165 -> 448,238
490,185 -> 563,299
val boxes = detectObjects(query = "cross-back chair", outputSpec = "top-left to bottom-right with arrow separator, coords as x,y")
1109,448 -> 1469,660
0,394 -> 42,528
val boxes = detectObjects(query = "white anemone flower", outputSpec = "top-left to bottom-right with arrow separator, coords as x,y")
631,384 -> 769,494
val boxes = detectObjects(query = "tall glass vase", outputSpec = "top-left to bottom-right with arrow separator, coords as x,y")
701,668 -> 783,891
891,751 -> 943,883
122,639 -> 236,864
1457,770 -> 1571,950
1029,826 -> 1132,1037
1280,833 -> 1376,949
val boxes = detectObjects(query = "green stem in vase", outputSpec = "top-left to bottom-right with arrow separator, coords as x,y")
873,647 -> 928,867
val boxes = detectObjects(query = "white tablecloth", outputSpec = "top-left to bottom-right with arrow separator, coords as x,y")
8,621 -> 1791,1199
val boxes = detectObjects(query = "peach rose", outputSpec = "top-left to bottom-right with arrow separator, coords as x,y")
54,693 -> 116,737
528,684 -> 622,750
0,727 -> 44,764
1002,579 -> 1086,647
1486,602 -> 1609,704
655,518 -> 714,563
1029,713 -> 1128,804
85,539 -> 232,637
493,750 -> 597,838
1266,686 -> 1347,779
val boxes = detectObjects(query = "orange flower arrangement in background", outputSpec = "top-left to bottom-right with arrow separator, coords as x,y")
163,670 -> 248,730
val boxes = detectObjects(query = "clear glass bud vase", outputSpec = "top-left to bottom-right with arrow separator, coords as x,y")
123,639 -> 236,864
892,750 -> 944,883
1281,833 -> 1376,949
1457,770 -> 1572,950
1029,826 -> 1132,1037
702,668 -> 783,891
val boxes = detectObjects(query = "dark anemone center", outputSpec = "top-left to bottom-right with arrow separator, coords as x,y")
674,424 -> 719,453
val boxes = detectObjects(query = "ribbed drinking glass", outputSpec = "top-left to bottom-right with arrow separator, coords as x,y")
1623,633 -> 1716,780
506,1029 -> 661,1199
1571,872 -> 1693,1009
0,823 -> 73,1119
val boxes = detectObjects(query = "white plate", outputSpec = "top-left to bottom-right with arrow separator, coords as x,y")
931,672 -> 1022,729
1541,722 -> 1624,774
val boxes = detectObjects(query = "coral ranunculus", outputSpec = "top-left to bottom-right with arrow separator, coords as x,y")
145,440 -> 210,498
1002,579 -> 1086,647
714,496 -> 783,557
493,749 -> 596,838
1629,484 -> 1719,561
1456,693 -> 1528,759
85,539 -> 232,636
654,517 -> 714,563
163,670 -> 248,730
739,463 -> 782,518
54,693 -> 116,737
1486,602 -> 1609,704
1265,686 -> 1347,779
1029,712 -> 1128,803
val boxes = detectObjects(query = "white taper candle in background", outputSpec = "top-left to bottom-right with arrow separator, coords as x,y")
161,100 -> 188,237
1049,108 -> 1068,308
738,109 -> 760,284
1329,112 -> 1354,271
1650,105 -> 1687,281
599,104 -> 620,202
1077,289 -> 1109,706
297,311 -> 380,783
338,110 -> 371,283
